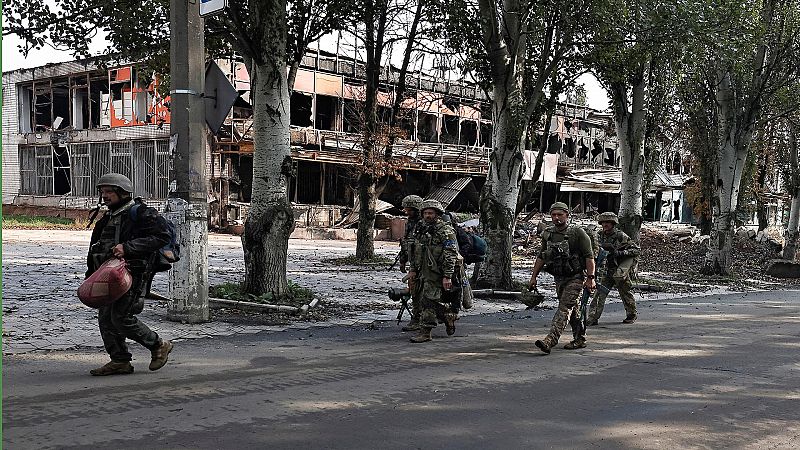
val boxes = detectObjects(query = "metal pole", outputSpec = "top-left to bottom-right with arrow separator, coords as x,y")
166,0 -> 209,323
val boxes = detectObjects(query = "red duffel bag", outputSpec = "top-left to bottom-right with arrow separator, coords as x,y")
78,258 -> 133,308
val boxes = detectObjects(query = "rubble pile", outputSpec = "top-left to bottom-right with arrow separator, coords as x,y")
512,220 -> 788,290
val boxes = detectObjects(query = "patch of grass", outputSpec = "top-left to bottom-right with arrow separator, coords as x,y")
323,254 -> 393,266
2,214 -> 87,230
209,281 -> 315,307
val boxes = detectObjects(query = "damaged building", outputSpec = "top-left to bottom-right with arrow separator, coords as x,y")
3,52 -> 701,232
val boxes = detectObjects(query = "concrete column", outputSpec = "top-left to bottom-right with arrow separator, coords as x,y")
167,0 -> 209,323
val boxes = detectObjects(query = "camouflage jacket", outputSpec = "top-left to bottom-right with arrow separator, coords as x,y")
398,217 -> 422,267
410,219 -> 459,282
598,228 -> 640,272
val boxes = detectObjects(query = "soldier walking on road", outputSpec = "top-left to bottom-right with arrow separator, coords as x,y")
86,173 -> 174,376
529,202 -> 597,354
587,212 -> 640,325
407,200 -> 460,343
398,195 -> 424,332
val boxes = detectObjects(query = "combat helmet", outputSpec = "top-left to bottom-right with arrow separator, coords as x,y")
597,211 -> 619,225
96,173 -> 134,193
401,195 -> 423,210
549,202 -> 570,213
420,199 -> 445,214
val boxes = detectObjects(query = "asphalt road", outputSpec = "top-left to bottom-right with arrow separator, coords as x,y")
4,290 -> 800,449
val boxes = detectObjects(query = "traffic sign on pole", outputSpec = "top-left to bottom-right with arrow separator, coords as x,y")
200,0 -> 227,17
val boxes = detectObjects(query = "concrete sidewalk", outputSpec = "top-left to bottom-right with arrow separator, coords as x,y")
4,290 -> 800,449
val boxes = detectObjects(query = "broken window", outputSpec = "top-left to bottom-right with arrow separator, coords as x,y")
315,94 -> 339,131
18,85 -> 34,133
52,144 -> 71,195
291,92 -> 313,127
460,120 -> 478,146
71,75 -> 90,130
90,75 -> 110,128
51,77 -> 70,129
34,81 -> 53,130
342,99 -> 361,133
417,112 -> 438,143
440,115 -> 459,145
480,122 -> 492,148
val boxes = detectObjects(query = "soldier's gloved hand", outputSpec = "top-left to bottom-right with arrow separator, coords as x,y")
112,244 -> 125,259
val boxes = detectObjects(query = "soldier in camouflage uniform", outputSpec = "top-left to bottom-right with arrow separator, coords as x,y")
407,199 -> 460,343
529,202 -> 597,354
86,173 -> 174,376
398,195 -> 424,331
587,212 -> 640,325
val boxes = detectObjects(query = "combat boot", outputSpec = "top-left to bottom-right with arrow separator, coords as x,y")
149,340 -> 173,371
586,319 -> 599,326
534,339 -> 552,354
410,327 -> 433,343
401,319 -> 421,332
90,361 -> 134,376
444,313 -> 458,336
622,314 -> 637,324
564,337 -> 586,350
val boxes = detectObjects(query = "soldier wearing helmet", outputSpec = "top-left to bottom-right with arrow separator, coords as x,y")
530,202 -> 597,354
397,195 -> 424,331
406,199 -> 461,342
586,211 -> 640,325
86,173 -> 174,376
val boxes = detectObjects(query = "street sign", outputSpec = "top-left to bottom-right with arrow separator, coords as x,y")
200,0 -> 227,17
204,60 -> 239,135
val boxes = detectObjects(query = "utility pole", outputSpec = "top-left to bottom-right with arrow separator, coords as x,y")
166,0 -> 209,322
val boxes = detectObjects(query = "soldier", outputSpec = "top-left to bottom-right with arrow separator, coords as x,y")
586,212 -> 640,325
529,202 -> 597,354
398,194 -> 424,331
407,199 -> 460,343
86,173 -> 174,376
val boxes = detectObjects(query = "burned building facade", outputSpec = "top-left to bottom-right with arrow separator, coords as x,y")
3,52 -> 638,230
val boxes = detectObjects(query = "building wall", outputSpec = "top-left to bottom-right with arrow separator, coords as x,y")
2,74 -> 21,203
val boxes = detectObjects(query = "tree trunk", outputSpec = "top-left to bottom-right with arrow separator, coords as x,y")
784,193 -> 800,261
242,61 -> 295,296
516,107 -> 553,214
611,77 -> 647,242
702,70 -> 751,275
477,86 -> 526,289
356,173 -> 377,259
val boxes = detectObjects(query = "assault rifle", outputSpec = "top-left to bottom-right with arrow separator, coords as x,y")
575,248 -> 610,337
387,252 -> 402,271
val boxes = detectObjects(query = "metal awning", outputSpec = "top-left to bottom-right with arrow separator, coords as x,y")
426,177 -> 473,208
560,181 -> 620,194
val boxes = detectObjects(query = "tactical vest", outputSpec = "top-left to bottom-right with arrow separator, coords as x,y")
88,200 -> 135,271
540,226 -> 585,277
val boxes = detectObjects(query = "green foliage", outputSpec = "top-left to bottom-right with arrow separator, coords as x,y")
209,281 -> 314,305
2,215 -> 85,229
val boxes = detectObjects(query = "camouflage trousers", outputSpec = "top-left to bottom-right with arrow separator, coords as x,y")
98,277 -> 160,362
542,278 -> 585,347
417,279 -> 459,329
587,274 -> 636,322
408,277 -> 424,325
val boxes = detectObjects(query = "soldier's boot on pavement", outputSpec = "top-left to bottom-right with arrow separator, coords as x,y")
410,327 -> 433,343
401,319 -> 421,332
444,313 -> 458,336
622,314 -> 637,324
564,337 -> 587,350
149,340 -> 173,371
585,317 -> 599,326
90,361 -> 134,376
534,338 -> 553,355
